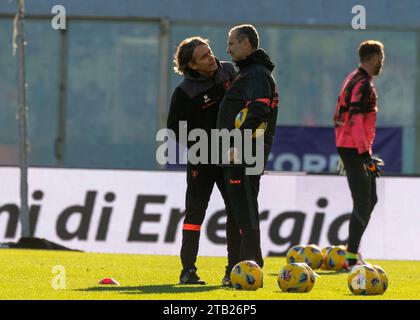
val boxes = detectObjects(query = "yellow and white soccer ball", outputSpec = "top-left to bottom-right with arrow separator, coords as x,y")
301,244 -> 323,270
347,264 -> 381,295
325,245 -> 347,271
371,265 -> 388,295
294,262 -> 317,292
230,260 -> 263,290
234,107 -> 267,139
277,263 -> 313,293
320,245 -> 334,270
286,244 -> 305,264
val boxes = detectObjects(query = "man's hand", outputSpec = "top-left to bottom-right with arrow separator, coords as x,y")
337,157 -> 346,175
363,156 -> 384,178
227,147 -> 241,164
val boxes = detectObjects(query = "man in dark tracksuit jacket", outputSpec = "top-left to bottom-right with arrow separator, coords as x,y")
217,25 -> 279,269
167,37 -> 241,285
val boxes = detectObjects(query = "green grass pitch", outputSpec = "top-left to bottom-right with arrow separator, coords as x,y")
0,249 -> 419,300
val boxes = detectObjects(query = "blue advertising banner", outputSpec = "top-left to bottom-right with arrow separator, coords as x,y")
166,126 -> 403,173
266,126 -> 402,173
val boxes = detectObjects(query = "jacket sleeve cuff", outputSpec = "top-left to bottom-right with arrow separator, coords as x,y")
359,151 -> 371,160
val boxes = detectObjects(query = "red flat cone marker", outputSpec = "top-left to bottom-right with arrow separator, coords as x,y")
98,278 -> 120,285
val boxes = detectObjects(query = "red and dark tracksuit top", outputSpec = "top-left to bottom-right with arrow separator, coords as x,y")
216,49 -> 279,165
333,67 -> 378,156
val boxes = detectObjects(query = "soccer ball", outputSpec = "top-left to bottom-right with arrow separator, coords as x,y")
230,260 -> 263,290
286,244 -> 305,264
234,107 -> 267,138
301,244 -> 323,269
320,246 -> 334,270
347,264 -> 381,295
277,263 -> 313,293
234,107 -> 248,128
326,245 -> 347,271
372,265 -> 388,295
294,262 -> 317,292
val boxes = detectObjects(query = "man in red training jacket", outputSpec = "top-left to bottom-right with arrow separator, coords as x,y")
333,40 -> 385,269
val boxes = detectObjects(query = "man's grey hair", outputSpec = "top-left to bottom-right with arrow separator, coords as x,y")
229,24 -> 259,49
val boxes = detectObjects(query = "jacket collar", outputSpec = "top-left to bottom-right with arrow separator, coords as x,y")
235,48 -> 275,72
184,59 -> 222,81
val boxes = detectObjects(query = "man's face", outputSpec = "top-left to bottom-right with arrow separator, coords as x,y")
227,31 -> 248,62
373,52 -> 385,76
189,44 -> 217,75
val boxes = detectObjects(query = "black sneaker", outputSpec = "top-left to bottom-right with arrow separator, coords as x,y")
342,258 -> 359,272
179,269 -> 206,285
221,274 -> 232,287
343,253 -> 365,272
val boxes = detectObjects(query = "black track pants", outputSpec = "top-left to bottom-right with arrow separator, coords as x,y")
338,147 -> 378,254
223,166 -> 263,268
180,164 -> 241,271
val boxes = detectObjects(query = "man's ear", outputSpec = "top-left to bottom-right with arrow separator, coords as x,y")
244,38 -> 254,52
242,37 -> 250,48
370,54 -> 380,65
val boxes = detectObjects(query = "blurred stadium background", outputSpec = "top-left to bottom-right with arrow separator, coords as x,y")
0,0 -> 419,173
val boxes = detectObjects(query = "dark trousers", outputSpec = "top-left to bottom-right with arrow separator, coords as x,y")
223,166 -> 263,268
181,164 -> 241,272
338,147 -> 378,254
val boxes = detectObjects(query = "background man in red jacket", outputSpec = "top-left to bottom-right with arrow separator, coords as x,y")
333,40 -> 385,269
